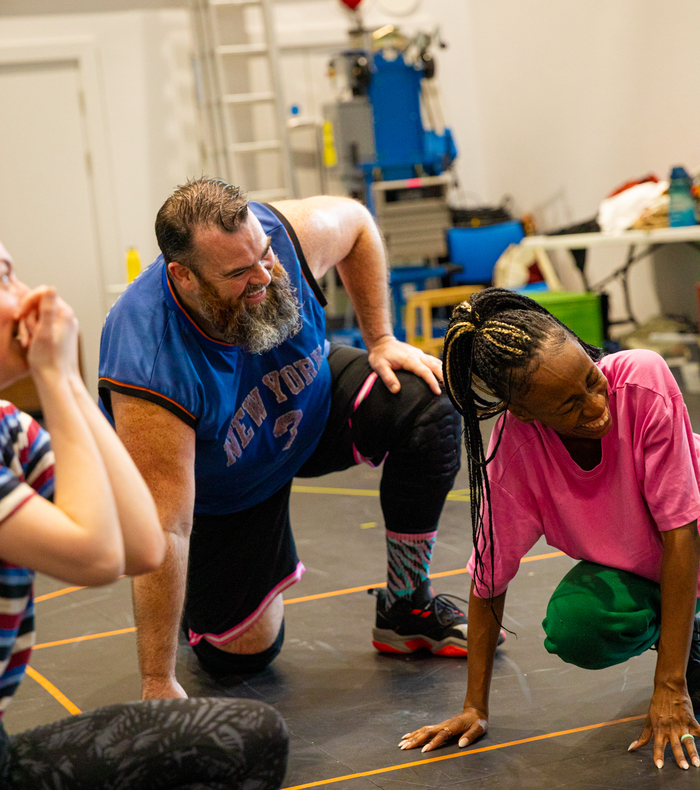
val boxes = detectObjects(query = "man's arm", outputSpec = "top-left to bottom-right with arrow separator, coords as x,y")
270,196 -> 442,395
629,522 -> 700,769
111,391 -> 196,700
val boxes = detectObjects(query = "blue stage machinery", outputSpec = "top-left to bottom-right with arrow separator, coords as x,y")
324,24 -> 457,214
366,48 -> 456,187
323,14 -> 460,340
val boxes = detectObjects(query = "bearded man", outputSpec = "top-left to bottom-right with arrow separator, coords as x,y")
98,178 -> 472,700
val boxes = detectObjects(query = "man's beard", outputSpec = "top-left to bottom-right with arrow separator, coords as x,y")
195,262 -> 302,354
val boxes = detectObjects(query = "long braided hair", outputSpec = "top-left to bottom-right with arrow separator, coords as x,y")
442,288 -> 603,602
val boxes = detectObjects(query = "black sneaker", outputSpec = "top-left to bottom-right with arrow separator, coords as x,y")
369,581 -> 506,657
686,614 -> 700,709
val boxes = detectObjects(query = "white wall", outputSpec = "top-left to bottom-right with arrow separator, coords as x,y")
461,0 -> 700,328
2,0 -> 699,335
0,8 -> 201,287
274,0 -> 700,328
0,0 -> 180,12
0,8 -> 201,392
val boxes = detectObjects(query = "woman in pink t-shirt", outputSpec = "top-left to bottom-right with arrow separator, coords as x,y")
399,288 -> 700,772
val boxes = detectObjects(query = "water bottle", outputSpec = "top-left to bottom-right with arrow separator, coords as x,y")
668,166 -> 697,227
126,247 -> 141,283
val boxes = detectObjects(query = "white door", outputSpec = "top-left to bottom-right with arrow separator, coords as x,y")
0,57 -> 105,396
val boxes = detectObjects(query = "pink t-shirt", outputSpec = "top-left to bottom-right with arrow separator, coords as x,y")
468,349 -> 700,598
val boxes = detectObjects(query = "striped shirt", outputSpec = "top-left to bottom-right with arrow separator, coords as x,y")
0,401 -> 54,719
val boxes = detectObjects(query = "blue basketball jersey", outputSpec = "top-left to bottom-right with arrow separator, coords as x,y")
99,202 -> 331,514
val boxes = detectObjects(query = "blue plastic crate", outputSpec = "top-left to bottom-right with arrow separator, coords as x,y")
448,221 -> 525,284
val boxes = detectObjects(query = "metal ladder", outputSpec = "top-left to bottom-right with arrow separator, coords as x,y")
191,0 -> 293,201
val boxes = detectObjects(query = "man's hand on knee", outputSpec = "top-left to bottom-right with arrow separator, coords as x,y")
367,336 -> 443,395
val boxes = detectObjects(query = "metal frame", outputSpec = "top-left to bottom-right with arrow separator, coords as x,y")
190,0 -> 294,198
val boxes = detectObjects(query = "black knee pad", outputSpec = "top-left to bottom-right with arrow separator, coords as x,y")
358,385 -> 460,535
352,371 -> 456,461
401,392 -> 462,484
378,393 -> 462,534
192,621 -> 285,677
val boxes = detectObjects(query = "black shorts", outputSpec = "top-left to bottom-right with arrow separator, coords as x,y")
184,344 -> 444,645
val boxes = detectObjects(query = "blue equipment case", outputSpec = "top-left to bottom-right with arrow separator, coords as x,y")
447,221 -> 525,284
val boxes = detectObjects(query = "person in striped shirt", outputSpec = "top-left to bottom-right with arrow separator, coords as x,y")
0,240 -> 289,789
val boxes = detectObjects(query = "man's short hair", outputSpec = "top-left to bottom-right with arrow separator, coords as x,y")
155,177 -> 249,274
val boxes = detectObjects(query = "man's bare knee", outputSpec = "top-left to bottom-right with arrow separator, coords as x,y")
191,595 -> 285,676
212,593 -> 284,654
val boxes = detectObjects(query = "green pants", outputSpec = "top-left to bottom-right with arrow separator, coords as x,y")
542,560 -> 700,670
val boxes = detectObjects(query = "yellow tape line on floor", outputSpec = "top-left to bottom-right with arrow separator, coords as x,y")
25,666 -> 82,715
32,487 -> 475,606
34,553 -> 566,611
284,552 -> 565,603
281,714 -> 647,790
33,627 -> 137,651
25,549 -> 568,721
32,553 -> 566,647
31,486 -> 472,605
291,486 -> 471,501
34,586 -> 86,603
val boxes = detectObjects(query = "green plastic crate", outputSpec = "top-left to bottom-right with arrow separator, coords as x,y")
527,291 -> 604,348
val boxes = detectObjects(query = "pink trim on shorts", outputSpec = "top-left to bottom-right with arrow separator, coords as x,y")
352,445 -> 388,467
187,560 -> 305,646
354,372 -> 378,410
350,372 -> 388,467
385,529 -> 438,541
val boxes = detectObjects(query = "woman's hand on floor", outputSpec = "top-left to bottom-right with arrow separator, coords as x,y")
398,708 -> 488,753
628,685 -> 700,769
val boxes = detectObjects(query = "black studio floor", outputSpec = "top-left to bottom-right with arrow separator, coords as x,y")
7,393 -> 700,789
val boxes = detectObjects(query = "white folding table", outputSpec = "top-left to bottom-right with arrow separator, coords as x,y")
520,225 -> 700,328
